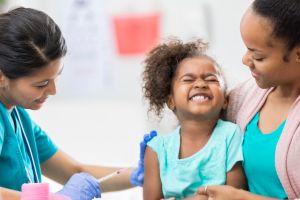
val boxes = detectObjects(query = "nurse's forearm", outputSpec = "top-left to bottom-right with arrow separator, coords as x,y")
0,187 -> 21,200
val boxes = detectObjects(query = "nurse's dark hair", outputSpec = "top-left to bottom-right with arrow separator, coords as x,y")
0,7 -> 67,79
142,38 -> 226,117
253,0 -> 300,53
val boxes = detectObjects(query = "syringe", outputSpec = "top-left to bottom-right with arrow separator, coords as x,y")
97,167 -> 131,184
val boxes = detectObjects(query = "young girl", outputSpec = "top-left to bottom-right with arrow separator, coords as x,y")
142,39 -> 246,200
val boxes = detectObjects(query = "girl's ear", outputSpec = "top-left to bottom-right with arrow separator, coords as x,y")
166,95 -> 175,111
220,94 -> 229,120
222,94 -> 229,110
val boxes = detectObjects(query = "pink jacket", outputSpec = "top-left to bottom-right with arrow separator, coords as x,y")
226,79 -> 300,199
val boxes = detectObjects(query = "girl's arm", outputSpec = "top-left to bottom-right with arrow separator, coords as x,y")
144,146 -> 163,200
226,162 -> 247,189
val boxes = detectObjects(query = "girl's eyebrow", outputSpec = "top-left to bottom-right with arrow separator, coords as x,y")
178,72 -> 218,79
204,73 -> 218,77
180,73 -> 194,77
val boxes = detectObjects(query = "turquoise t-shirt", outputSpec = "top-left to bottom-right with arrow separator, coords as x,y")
148,119 -> 243,199
243,112 -> 287,198
0,102 -> 58,191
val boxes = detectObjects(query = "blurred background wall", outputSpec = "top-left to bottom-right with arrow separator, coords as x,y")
1,0 -> 252,199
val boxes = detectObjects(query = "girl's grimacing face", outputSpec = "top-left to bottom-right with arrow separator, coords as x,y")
240,9 -> 300,89
168,57 -> 226,122
0,58 -> 63,111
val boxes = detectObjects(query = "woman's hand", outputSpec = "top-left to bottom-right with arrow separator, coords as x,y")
198,185 -> 280,200
197,185 -> 240,200
130,130 -> 157,186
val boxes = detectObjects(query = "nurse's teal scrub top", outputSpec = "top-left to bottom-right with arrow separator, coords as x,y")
0,102 -> 58,191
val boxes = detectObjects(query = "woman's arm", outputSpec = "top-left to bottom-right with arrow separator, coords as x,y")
226,162 -> 247,189
41,149 -> 132,192
143,146 -> 163,200
0,187 -> 21,200
163,162 -> 247,200
197,185 -> 280,200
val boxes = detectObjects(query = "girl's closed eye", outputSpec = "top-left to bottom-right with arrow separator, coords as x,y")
180,75 -> 195,83
182,78 -> 194,82
205,76 -> 219,83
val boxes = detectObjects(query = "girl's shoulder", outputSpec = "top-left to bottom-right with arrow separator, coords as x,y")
214,120 -> 243,142
147,128 -> 179,149
216,120 -> 241,133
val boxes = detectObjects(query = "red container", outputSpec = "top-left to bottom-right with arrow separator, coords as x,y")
113,13 -> 160,55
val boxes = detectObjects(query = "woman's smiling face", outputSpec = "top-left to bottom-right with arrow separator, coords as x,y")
240,8 -> 300,89
0,58 -> 64,111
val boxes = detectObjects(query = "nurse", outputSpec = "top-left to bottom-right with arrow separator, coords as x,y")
0,7 -> 154,200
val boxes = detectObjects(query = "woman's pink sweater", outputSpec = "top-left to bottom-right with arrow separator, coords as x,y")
226,79 -> 300,199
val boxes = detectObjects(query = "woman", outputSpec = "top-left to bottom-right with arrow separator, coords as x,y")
197,0 -> 300,199
0,7 -> 154,200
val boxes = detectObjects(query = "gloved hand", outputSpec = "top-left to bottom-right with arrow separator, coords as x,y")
56,172 -> 101,200
130,130 -> 157,186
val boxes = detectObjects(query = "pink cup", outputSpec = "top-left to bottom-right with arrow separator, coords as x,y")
21,183 -> 49,200
50,193 -> 71,200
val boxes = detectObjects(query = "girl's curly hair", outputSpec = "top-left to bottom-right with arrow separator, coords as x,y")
142,38 -> 223,117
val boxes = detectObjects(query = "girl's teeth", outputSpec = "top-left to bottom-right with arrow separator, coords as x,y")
191,95 -> 209,102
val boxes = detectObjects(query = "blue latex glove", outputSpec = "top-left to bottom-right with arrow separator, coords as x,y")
130,130 -> 157,186
57,172 -> 101,200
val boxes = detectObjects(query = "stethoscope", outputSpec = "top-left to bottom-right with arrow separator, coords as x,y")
13,108 -> 40,183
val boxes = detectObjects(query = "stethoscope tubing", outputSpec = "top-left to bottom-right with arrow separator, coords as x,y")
14,108 -> 40,183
